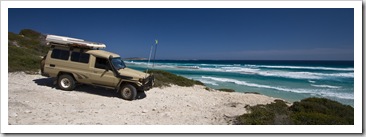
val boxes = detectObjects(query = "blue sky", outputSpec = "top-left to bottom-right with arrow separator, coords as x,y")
8,8 -> 354,60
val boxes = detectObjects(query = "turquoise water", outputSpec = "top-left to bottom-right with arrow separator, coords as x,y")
125,60 -> 354,106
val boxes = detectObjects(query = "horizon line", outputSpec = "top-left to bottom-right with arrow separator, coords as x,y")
123,58 -> 354,61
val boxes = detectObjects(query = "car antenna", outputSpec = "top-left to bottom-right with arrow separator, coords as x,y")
145,40 -> 158,75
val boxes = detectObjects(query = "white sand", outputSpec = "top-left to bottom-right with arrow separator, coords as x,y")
8,72 -> 284,125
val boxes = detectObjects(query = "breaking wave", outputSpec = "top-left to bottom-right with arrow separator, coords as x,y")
311,84 -> 341,89
126,61 -> 354,80
308,80 -> 316,83
245,65 -> 354,71
201,76 -> 353,100
197,79 -> 218,86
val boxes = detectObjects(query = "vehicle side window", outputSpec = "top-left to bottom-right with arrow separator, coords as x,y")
71,52 -> 90,64
51,49 -> 69,60
95,57 -> 109,70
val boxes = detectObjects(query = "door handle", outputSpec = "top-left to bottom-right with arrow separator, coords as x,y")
50,64 -> 55,67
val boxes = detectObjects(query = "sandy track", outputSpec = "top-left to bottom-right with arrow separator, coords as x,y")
8,72 -> 281,125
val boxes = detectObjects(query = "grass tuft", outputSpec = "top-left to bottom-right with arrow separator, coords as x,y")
217,88 -> 235,92
8,29 -> 49,72
236,97 -> 353,125
147,69 -> 205,87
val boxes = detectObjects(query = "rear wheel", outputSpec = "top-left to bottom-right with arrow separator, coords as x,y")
57,74 -> 76,91
120,84 -> 137,101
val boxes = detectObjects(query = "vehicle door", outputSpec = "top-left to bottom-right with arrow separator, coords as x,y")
89,56 -> 119,87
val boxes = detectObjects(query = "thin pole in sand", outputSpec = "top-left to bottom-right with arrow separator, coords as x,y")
152,39 -> 158,68
145,40 -> 158,76
146,43 -> 154,74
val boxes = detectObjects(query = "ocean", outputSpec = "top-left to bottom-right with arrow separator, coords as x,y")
125,60 -> 354,106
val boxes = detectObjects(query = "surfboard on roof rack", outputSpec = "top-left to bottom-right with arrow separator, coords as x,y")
46,34 -> 106,49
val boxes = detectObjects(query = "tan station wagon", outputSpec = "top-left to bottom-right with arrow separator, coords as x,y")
40,35 -> 154,100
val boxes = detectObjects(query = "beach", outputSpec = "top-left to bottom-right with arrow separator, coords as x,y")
8,72 -> 282,125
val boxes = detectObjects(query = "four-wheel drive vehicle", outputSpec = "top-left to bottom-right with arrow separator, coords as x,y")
40,35 -> 154,100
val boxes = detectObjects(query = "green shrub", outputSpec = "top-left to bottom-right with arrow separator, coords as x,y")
8,46 -> 42,72
236,100 -> 291,125
147,69 -> 204,87
235,98 -> 353,125
289,97 -> 354,125
244,92 -> 261,94
236,105 -> 275,125
8,29 -> 49,72
19,29 -> 42,39
290,112 -> 349,125
9,32 -> 23,41
217,88 -> 235,92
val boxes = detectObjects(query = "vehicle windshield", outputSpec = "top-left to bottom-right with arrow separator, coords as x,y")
111,57 -> 126,70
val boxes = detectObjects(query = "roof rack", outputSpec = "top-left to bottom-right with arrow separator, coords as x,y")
46,35 -> 106,49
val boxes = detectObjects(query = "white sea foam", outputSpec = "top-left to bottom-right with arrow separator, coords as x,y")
310,84 -> 341,89
308,80 -> 316,83
199,68 -> 348,80
126,61 -> 177,69
200,67 -> 260,75
254,71 -> 323,79
197,79 -> 218,86
125,61 -> 148,65
200,66 -> 353,79
315,72 -> 354,78
220,67 -> 260,74
237,70 -> 353,79
176,66 -> 200,69
127,61 -> 354,79
201,76 -> 299,92
201,76 -> 353,100
315,91 -> 354,100
199,68 -> 221,71
245,65 -> 354,71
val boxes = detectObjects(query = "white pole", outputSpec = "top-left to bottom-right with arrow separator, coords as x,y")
152,39 -> 158,68
145,42 -> 154,74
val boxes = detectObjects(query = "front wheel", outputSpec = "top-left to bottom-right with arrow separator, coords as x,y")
120,84 -> 137,101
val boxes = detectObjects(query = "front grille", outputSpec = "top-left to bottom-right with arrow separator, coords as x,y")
142,75 -> 154,91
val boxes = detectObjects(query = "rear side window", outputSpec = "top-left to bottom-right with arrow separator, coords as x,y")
71,52 -> 90,63
95,57 -> 109,70
51,49 -> 69,60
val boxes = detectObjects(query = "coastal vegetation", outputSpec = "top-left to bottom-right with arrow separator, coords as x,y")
244,92 -> 261,94
8,29 -> 49,72
236,97 -> 354,125
217,88 -> 235,92
147,69 -> 204,87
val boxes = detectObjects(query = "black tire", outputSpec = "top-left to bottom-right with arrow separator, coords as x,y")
120,84 -> 137,101
57,74 -> 76,91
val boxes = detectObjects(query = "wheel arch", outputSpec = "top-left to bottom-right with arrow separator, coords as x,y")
57,71 -> 76,81
117,81 -> 139,92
